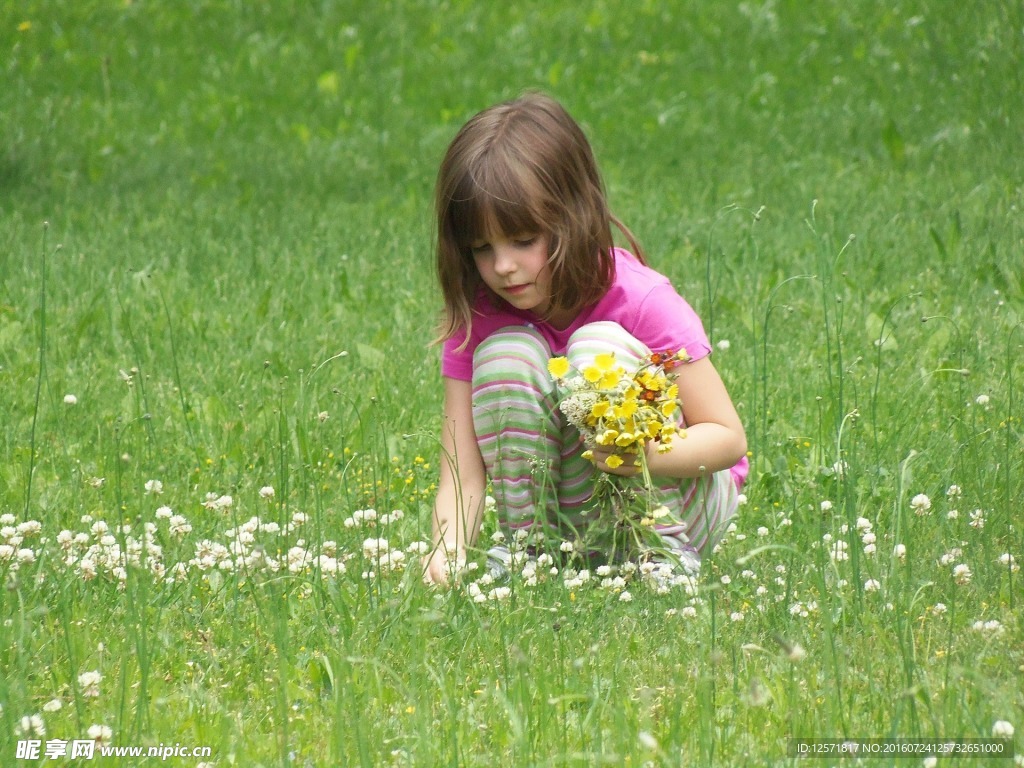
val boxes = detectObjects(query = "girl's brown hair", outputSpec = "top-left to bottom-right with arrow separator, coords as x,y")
434,92 -> 644,347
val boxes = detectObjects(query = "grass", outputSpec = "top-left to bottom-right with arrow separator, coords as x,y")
2,1 -> 1022,765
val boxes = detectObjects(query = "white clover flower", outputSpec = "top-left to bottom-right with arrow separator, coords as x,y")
946,484 -> 962,498
969,509 -> 985,529
63,393 -> 78,405
974,394 -> 990,408
930,603 -> 947,615
168,516 -> 192,537
42,699 -> 62,713
820,500 -> 833,512
78,670 -> 102,697
681,605 -> 698,619
87,724 -> 113,744
756,526 -> 770,537
489,586 -> 511,601
992,720 -> 1015,738
998,553 -> 1019,572
618,590 -> 633,602
953,563 -> 972,585
864,579 -> 881,592
259,486 -> 275,499
787,643 -> 807,663
317,410 -> 329,422
0,513 -> 15,526
737,493 -> 748,506
15,713 -> 45,737
729,611 -> 744,622
910,494 -> 931,515
155,506 -> 173,520
406,541 -> 430,555
362,538 -> 389,557
559,540 -> 575,553
894,544 -> 907,560
144,479 -> 164,495
16,548 -> 36,564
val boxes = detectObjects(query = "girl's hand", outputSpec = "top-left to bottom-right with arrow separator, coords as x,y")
422,545 -> 466,586
590,445 -> 643,478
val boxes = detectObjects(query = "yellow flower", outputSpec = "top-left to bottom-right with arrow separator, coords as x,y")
596,429 -> 619,446
548,357 -> 570,379
599,371 -> 621,389
594,352 -> 617,370
581,449 -> 594,462
614,432 -> 637,448
590,401 -> 610,419
661,400 -> 678,417
614,399 -> 638,419
18,21 -> 32,32
605,454 -> 624,469
582,365 -> 602,383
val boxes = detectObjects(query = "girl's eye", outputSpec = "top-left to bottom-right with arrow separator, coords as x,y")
514,236 -> 537,248
470,243 -> 491,255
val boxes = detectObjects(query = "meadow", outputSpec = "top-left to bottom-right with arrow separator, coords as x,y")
1,1 -> 1022,765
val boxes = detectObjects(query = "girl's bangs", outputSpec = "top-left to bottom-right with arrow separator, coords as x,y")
451,159 -> 545,246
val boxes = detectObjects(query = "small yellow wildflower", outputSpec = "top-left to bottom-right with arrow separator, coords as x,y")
605,454 -> 624,469
548,356 -> 571,379
594,352 -> 616,370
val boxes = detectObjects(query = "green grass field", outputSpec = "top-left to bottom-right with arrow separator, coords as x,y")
2,1 -> 1022,765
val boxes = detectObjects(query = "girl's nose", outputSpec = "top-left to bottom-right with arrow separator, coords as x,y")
493,245 -> 516,275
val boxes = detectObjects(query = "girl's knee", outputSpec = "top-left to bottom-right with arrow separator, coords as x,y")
566,321 -> 649,368
472,326 -> 553,388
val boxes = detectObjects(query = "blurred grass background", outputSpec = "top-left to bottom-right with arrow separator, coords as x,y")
1,1 -> 1022,765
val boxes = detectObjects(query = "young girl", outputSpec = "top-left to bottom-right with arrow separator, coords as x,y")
425,93 -> 748,584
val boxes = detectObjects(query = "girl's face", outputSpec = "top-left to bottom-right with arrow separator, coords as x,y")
470,232 -> 571,326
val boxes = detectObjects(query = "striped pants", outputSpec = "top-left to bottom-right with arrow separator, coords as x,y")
471,321 -> 742,558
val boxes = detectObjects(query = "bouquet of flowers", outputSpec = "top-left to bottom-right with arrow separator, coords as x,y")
547,348 -> 690,562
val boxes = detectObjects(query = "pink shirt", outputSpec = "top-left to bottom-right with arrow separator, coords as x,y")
442,248 -> 712,381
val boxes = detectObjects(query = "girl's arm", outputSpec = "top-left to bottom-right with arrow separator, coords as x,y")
591,356 -> 747,479
424,376 -> 488,584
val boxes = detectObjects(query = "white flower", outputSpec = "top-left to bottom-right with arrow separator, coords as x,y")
87,724 -> 113,744
259,486 -> 275,499
716,339 -> 731,351
15,714 -> 45,737
998,553 -> 1019,572
923,757 -> 938,768
992,720 -> 1015,738
737,493 -> 748,506
910,494 -> 931,515
638,730 -> 659,750
969,509 -> 985,529
953,563 -> 972,585
42,699 -> 62,713
63,394 -> 78,405
317,411 -> 329,422
155,505 -> 173,519
729,611 -> 744,622
894,544 -> 907,560
946,484 -> 962,498
787,643 -> 807,663
78,670 -> 102,697
974,394 -> 990,408
930,603 -> 947,615
756,526 -> 769,537
947,509 -> 959,519
864,579 -> 881,592
144,479 -> 164,495
820,500 -> 833,512
618,590 -> 633,602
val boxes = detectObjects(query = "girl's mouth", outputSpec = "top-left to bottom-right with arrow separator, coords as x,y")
504,284 -> 530,295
